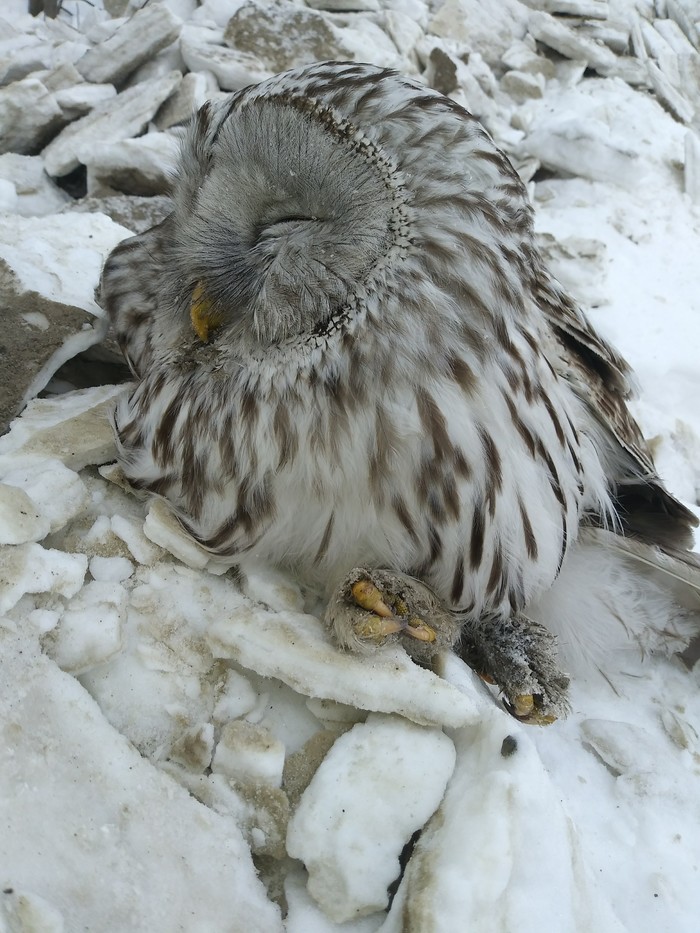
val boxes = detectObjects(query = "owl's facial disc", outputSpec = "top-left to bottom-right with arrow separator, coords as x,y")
190,281 -> 225,342
174,94 -> 412,347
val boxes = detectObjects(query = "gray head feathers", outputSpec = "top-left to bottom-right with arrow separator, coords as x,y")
167,94 -> 410,345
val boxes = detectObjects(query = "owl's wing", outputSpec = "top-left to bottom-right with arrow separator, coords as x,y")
99,216 -> 174,378
533,269 -> 698,549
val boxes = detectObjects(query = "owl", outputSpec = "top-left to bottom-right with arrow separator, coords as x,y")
100,61 -> 699,722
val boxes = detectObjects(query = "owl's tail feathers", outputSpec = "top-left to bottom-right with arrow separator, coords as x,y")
527,526 -> 700,681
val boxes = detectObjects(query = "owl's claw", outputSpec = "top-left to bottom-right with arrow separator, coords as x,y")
460,615 -> 570,725
504,693 -> 558,725
349,577 -> 437,643
325,568 -> 460,664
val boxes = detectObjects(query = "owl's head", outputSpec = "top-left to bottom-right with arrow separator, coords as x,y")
166,88 -> 411,347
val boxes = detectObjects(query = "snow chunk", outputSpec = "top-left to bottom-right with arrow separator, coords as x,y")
287,713 -> 455,923
0,543 -> 87,614
110,513 -> 165,565
1,459 -> 88,535
0,153 -> 70,216
0,484 -> 49,545
212,720 -> 286,787
284,867 -> 385,933
154,70 -> 215,129
0,209 -> 129,315
381,654 -> 626,932
0,889 -> 65,933
76,3 -> 182,86
143,498 -> 213,570
207,607 -> 479,728
42,72 -> 181,177
88,555 -> 134,582
0,209 -> 129,420
54,82 -> 117,120
212,667 -> 259,722
0,77 -> 62,156
428,0 -> 529,67
45,580 -> 126,674
81,132 -> 179,197
0,385 -> 126,475
0,627 -> 283,932
180,31 -> 270,90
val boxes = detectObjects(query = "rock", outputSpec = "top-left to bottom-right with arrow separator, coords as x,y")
224,0 -> 352,71
54,82 -> 117,120
428,0 -> 530,67
331,19 -> 404,70
154,71 -> 215,129
42,71 -> 181,177
180,34 -> 270,91
81,132 -> 179,197
384,8 -> 425,57
286,713 -> 456,922
0,212 -> 129,433
0,78 -> 63,156
76,3 -> 182,86
424,46 -> 459,95
67,194 -> 172,234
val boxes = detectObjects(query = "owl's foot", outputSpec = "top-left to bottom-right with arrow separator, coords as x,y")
460,615 -> 570,724
324,568 -> 460,666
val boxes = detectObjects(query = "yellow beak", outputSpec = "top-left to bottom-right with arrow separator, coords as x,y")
190,282 -> 225,343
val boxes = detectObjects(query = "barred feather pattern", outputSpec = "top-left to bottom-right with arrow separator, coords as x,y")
100,62 -> 696,641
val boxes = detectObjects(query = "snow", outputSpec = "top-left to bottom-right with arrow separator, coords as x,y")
287,713 -> 456,922
0,1 -> 700,931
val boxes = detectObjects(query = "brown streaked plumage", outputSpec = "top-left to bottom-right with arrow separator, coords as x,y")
100,61 -> 700,719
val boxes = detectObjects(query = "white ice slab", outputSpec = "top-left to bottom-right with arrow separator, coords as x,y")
288,712 -> 456,923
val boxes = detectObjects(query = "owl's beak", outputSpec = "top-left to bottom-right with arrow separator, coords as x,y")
190,282 -> 224,342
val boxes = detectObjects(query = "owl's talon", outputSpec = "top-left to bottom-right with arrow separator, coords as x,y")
325,568 -> 460,664
504,693 -> 557,726
350,579 -> 394,618
405,618 -> 437,642
352,615 -> 404,641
